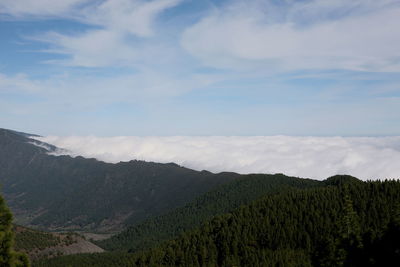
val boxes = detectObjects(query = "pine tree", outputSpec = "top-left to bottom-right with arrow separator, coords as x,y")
339,194 -> 362,246
0,193 -> 30,267
336,193 -> 363,266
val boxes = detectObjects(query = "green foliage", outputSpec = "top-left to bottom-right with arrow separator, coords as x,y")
0,193 -> 30,267
34,179 -> 400,267
98,173 -> 320,251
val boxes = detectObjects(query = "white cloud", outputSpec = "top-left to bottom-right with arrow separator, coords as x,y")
34,135 -> 400,180
5,0 -> 399,71
78,0 -> 182,37
38,30 -> 137,67
9,0 -> 182,67
0,70 -> 225,110
181,0 -> 400,71
0,73 -> 42,93
0,0 -> 88,17
0,0 -> 180,33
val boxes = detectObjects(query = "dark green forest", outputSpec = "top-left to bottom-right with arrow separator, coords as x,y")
34,178 -> 400,266
97,173 -> 320,252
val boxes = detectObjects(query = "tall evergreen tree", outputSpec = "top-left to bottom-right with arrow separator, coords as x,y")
0,193 -> 30,267
337,193 -> 363,266
339,194 -> 362,245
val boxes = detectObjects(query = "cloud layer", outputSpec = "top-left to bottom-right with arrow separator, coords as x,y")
35,135 -> 400,181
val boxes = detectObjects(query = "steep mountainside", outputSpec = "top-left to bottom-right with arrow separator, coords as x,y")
98,173 -> 321,251
0,128 -> 238,231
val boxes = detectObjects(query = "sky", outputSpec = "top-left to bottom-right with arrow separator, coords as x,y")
1,0 -> 400,136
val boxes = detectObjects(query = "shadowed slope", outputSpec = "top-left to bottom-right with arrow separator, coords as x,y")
0,128 -> 238,231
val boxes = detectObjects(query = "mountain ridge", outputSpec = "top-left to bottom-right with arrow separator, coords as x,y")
0,128 -> 239,232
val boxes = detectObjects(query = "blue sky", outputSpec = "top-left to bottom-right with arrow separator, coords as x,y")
1,0 -> 400,136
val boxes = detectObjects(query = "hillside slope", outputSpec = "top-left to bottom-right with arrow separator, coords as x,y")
0,128 -> 238,231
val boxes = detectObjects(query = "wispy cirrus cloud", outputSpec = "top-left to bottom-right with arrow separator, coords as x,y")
3,0 -> 399,70
76,0 -> 182,37
35,135 -> 400,180
36,30 -> 138,67
6,0 -> 183,67
181,0 -> 400,71
0,0 -> 89,18
4,0 -> 400,70
0,73 -> 42,93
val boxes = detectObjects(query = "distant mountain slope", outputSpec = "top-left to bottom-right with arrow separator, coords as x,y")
36,179 -> 400,267
98,173 -> 321,252
0,128 -> 238,231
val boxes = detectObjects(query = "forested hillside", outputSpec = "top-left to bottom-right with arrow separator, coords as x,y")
0,128 -> 238,231
98,173 -> 320,251
34,178 -> 400,266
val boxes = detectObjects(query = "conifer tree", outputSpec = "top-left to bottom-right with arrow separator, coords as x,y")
336,193 -> 363,266
0,194 -> 30,267
339,194 -> 362,246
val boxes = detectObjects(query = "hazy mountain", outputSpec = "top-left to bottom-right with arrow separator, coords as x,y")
0,128 -> 238,231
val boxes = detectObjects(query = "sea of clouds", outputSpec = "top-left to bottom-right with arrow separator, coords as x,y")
34,135 -> 400,181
